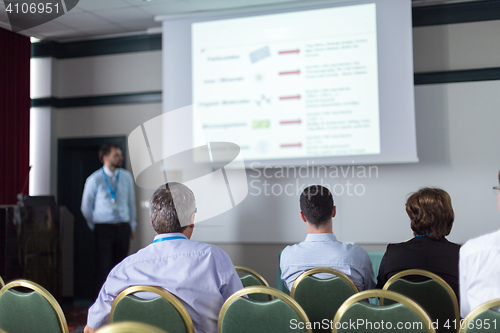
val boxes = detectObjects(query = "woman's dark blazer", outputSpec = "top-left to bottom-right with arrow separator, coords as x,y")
376,236 -> 461,299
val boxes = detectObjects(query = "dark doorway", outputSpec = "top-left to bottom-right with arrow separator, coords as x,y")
58,136 -> 126,301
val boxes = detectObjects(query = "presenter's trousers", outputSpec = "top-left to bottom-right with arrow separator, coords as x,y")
94,223 -> 131,297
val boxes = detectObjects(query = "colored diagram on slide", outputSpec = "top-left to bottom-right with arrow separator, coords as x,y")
192,3 -> 381,161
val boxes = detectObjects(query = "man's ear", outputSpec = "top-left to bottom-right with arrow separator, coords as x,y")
332,206 -> 337,218
300,211 -> 307,222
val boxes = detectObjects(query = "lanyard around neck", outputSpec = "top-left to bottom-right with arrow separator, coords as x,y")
102,167 -> 120,202
152,236 -> 186,243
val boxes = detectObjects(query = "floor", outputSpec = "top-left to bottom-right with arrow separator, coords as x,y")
64,305 -> 89,333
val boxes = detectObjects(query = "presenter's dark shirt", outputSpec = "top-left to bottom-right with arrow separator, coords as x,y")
376,236 -> 460,298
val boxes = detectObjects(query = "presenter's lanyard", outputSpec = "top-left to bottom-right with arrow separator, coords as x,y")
102,167 -> 120,203
153,236 -> 186,243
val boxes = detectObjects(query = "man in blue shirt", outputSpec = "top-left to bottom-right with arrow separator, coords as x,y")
81,143 -> 137,296
280,185 -> 376,292
84,182 -> 243,333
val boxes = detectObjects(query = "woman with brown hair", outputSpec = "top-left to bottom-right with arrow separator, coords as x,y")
376,187 -> 460,298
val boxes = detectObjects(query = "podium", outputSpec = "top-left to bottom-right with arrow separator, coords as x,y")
0,197 -> 74,301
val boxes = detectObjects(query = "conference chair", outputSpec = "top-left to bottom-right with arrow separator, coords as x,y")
382,269 -> 459,332
333,290 -> 435,333
111,286 -> 194,333
458,298 -> 500,333
218,285 -> 313,333
290,267 -> 359,332
235,265 -> 273,301
0,279 -> 69,333
96,321 -> 169,333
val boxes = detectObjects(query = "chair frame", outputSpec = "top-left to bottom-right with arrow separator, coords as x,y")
333,290 -> 436,333
218,285 -> 313,333
0,276 -> 4,288
110,285 -> 194,333
234,266 -> 271,287
381,268 -> 460,323
0,279 -> 69,333
458,298 -> 500,333
290,267 -> 359,298
235,266 -> 273,300
96,321 -> 169,333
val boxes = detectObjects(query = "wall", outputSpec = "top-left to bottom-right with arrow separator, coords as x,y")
31,10 -> 500,286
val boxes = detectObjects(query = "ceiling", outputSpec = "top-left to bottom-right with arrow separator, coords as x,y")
0,0 -> 486,42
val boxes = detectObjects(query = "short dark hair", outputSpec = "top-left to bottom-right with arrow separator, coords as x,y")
98,143 -> 120,163
300,185 -> 334,226
406,187 -> 454,240
149,182 -> 196,234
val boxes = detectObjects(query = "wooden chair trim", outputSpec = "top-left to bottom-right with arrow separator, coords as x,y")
110,285 -> 194,333
0,276 -> 4,288
458,298 -> 500,333
218,285 -> 312,333
332,289 -> 436,333
382,268 -> 460,322
0,279 -> 69,333
290,267 -> 359,298
95,321 -> 169,333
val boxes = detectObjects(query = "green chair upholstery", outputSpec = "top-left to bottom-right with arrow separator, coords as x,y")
96,321 -> 169,333
235,266 -> 273,302
0,279 -> 69,333
333,290 -> 435,333
290,267 -> 359,333
459,298 -> 500,333
111,286 -> 194,333
218,286 -> 312,333
275,250 -> 384,296
382,269 -> 459,333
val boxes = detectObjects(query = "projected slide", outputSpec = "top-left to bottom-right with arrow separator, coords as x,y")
192,4 -> 380,161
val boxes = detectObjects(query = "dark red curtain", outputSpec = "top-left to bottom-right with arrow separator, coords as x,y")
0,28 -> 30,204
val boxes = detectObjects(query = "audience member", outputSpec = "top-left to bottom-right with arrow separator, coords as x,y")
459,171 -> 500,317
376,187 -> 460,299
84,182 -> 243,333
280,185 -> 376,292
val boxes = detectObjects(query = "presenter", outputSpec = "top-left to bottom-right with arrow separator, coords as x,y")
81,143 -> 137,296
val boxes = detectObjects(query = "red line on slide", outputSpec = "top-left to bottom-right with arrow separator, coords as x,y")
281,143 -> 302,148
279,49 -> 300,54
280,95 -> 301,100
279,70 -> 300,75
280,120 -> 302,125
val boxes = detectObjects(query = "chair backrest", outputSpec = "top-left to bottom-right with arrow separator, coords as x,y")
111,286 -> 194,333
458,298 -> 500,333
382,269 -> 459,332
96,321 -> 169,333
218,286 -> 312,333
333,290 -> 435,333
0,279 -> 69,333
290,267 -> 358,332
235,266 -> 273,302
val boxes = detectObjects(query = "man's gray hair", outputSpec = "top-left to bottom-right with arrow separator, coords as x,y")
149,182 -> 196,233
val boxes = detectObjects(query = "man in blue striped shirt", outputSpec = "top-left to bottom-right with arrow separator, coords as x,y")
84,182 -> 242,333
280,185 -> 375,292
